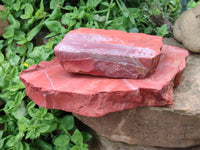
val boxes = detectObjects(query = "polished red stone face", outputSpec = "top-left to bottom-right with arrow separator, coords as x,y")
20,45 -> 188,117
54,28 -> 162,79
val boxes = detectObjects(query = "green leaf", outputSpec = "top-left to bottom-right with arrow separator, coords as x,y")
129,27 -> 139,33
129,15 -> 136,25
50,0 -> 57,9
13,101 -> 27,119
0,65 -> 2,74
20,3 -> 34,19
15,131 -> 25,141
61,13 -> 76,27
63,5 -> 75,10
9,54 -> 20,66
78,10 -> 85,19
93,14 -> 106,22
7,14 -> 20,29
0,116 -> 6,124
60,115 -> 74,131
25,59 -> 35,66
27,42 -> 33,52
0,52 -> 4,63
70,146 -> 79,150
37,139 -> 53,150
54,135 -> 70,146
82,132 -> 92,143
39,0 -> 44,12
23,142 -> 30,150
49,7 -> 62,20
45,32 -> 57,38
3,26 -> 14,39
27,101 -> 35,109
15,141 -> 23,150
10,67 -> 18,78
79,0 -> 86,6
70,145 -> 88,150
45,20 -> 65,33
55,145 -> 71,150
87,0 -> 102,8
28,46 -> 51,62
37,123 -> 50,133
14,31 -> 26,44
45,122 -> 57,132
28,107 -> 47,119
22,18 -> 35,30
0,91 -> 11,101
0,131 -> 3,139
101,2 -> 110,6
2,0 -> 15,5
27,21 -> 43,41
39,107 -> 47,117
18,117 -> 30,131
25,130 -> 32,140
156,24 -> 169,36
9,85 -> 20,92
0,40 -> 4,50
43,113 -> 54,120
56,0 -> 65,5
35,0 -> 46,20
71,129 -> 83,146
28,108 -> 41,118
5,135 -> 16,148
74,22 -> 81,29
144,26 -> 154,34
15,46 -> 26,55
116,0 -> 129,17
13,0 -> 21,11
128,8 -> 140,18
7,37 -> 14,44
0,138 -> 5,149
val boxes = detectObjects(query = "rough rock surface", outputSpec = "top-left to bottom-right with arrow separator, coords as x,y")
74,39 -> 200,148
77,122 -> 200,150
173,4 -> 200,53
0,5 -> 9,36
20,44 -> 188,117
54,28 -> 162,79
88,130 -> 200,150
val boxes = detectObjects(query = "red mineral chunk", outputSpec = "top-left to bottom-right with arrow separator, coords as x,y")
20,45 -> 188,117
54,28 -> 162,79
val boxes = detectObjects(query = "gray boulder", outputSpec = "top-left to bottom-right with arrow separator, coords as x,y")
173,4 -> 200,53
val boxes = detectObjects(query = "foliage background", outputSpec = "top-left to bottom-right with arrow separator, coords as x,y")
0,0 -> 199,149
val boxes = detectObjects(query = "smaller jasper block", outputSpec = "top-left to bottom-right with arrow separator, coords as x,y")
20,45 -> 188,117
54,28 -> 162,79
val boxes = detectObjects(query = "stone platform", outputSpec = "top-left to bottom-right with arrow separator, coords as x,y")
74,39 -> 200,148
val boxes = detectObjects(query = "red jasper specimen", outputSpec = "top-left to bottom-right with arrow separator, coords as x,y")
20,45 -> 188,117
54,28 -> 162,79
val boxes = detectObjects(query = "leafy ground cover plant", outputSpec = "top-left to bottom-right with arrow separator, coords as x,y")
0,0 -> 199,149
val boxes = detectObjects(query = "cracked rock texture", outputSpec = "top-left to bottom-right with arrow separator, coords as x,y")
74,39 -> 200,148
20,44 -> 188,117
88,131 -> 200,150
83,124 -> 200,150
54,28 -> 162,79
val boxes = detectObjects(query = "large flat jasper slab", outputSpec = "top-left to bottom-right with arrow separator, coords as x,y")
54,28 -> 162,79
20,45 -> 188,117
